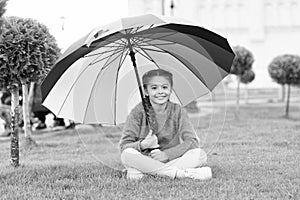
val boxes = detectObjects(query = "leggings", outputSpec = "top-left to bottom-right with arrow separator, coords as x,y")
121,148 -> 207,178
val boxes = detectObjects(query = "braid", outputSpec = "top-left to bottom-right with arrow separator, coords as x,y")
141,69 -> 173,135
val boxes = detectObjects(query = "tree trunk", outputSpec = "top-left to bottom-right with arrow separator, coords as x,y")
245,84 -> 249,104
28,82 -> 35,114
236,76 -> 241,112
285,84 -> 291,117
279,84 -> 286,102
10,86 -> 20,167
0,91 -> 3,106
22,83 -> 37,148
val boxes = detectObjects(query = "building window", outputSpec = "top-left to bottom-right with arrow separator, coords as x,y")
225,0 -> 238,28
199,0 -> 209,26
277,0 -> 291,26
264,1 -> 277,27
291,0 -> 300,26
237,2 -> 247,28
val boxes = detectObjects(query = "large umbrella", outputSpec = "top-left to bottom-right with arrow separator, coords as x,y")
41,14 -> 234,128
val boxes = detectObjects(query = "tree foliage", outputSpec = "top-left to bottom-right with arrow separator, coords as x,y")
240,69 -> 255,84
0,16 -> 60,166
231,45 -> 254,76
0,16 -> 60,89
268,54 -> 300,117
268,54 -> 300,86
0,0 -> 7,28
230,45 -> 255,115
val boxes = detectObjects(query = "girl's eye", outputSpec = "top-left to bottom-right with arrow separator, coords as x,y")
163,86 -> 169,89
151,86 -> 157,90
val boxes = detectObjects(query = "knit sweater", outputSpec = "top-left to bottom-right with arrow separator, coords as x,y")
119,101 -> 200,161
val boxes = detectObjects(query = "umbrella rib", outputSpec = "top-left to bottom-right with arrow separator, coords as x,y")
133,31 -> 178,44
84,45 -> 124,73
84,45 -> 124,58
127,26 -> 152,34
135,48 -> 184,106
93,47 -> 126,69
110,38 -> 127,46
125,28 -> 135,34
113,49 -> 130,125
104,36 -> 127,45
132,36 -> 157,46
134,29 -> 167,40
137,32 -> 225,74
135,45 -> 167,54
56,65 -> 97,117
90,34 -> 128,50
98,46 -> 126,73
131,26 -> 145,34
148,24 -> 155,29
88,47 -> 125,66
137,40 -> 210,90
134,49 -> 155,63
90,33 -> 124,47
131,34 -> 155,45
150,44 -> 210,89
131,34 -> 178,50
91,44 -> 125,49
129,24 -> 155,35
82,48 -> 126,123
106,37 -> 128,46
137,42 -> 176,47
56,47 -> 124,118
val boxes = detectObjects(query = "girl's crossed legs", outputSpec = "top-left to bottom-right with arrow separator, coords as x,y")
121,148 -> 208,179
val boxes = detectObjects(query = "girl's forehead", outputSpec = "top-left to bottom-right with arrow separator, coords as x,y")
147,76 -> 171,84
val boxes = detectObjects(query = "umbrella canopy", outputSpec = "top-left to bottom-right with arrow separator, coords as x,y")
41,14 -> 234,125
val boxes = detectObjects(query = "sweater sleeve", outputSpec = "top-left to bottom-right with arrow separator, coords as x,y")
119,105 -> 143,152
163,107 -> 200,160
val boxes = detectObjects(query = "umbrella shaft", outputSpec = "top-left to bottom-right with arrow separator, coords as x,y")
127,37 -> 144,99
128,49 -> 157,133
129,50 -> 144,101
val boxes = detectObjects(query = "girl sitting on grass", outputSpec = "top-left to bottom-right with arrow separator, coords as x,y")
119,69 -> 212,180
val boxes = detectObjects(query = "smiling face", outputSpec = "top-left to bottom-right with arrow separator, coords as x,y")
144,76 -> 172,106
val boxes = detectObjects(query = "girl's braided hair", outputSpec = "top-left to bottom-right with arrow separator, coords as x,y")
142,69 -> 173,89
141,69 -> 173,135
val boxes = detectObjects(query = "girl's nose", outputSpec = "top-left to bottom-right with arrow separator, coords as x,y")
158,87 -> 163,93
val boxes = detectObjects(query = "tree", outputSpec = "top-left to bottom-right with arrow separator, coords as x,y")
268,54 -> 300,117
230,45 -> 254,112
240,69 -> 255,103
0,0 -> 7,28
0,16 -> 60,167
0,0 -> 7,100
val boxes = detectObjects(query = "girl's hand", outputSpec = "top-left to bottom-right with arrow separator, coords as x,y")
150,149 -> 169,162
140,130 -> 159,150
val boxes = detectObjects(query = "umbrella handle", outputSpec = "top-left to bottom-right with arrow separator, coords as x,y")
143,96 -> 158,134
129,50 -> 158,134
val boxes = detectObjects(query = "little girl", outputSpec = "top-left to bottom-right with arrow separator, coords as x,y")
119,69 -> 212,180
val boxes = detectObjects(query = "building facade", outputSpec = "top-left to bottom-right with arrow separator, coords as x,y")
128,0 -> 300,88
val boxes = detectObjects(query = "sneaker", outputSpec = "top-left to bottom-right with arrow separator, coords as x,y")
183,167 -> 212,180
126,168 -> 144,180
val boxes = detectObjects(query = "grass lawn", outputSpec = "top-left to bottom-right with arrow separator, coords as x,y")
0,102 -> 299,199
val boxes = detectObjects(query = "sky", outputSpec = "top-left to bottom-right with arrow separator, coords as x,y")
5,0 -> 128,50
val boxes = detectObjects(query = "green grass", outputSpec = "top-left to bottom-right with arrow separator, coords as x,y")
0,102 -> 299,200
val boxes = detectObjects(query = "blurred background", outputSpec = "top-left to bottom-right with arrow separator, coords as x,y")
128,0 -> 300,90
5,0 -> 300,90
1,0 -> 300,134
